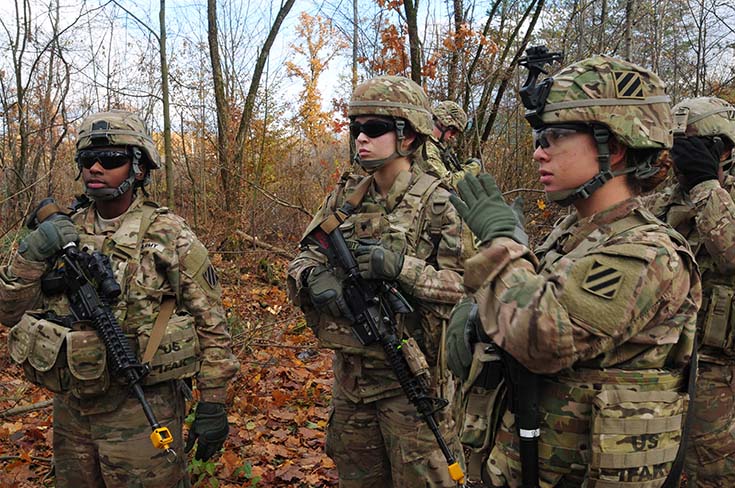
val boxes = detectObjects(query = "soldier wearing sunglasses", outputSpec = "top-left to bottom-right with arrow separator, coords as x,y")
0,110 -> 238,487
645,97 -> 735,487
288,76 -> 468,487
417,101 -> 481,189
445,56 -> 700,486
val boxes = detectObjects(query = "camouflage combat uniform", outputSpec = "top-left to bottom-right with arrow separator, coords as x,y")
288,165 -> 467,487
450,55 -> 701,487
644,97 -> 735,486
647,178 -> 735,486
418,136 -> 481,189
0,197 -> 239,487
465,198 -> 699,486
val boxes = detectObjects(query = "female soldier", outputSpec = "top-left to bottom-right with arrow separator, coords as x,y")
446,56 -> 700,487
288,76 -> 467,487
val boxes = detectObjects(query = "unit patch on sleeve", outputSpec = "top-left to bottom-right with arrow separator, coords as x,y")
203,264 -> 219,288
582,260 -> 623,299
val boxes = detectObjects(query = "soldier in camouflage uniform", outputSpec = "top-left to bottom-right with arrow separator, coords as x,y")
445,56 -> 701,487
0,110 -> 239,487
418,100 -> 482,188
644,97 -> 735,487
288,76 -> 467,487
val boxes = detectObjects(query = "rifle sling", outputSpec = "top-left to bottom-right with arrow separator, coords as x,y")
319,176 -> 373,233
142,297 -> 176,364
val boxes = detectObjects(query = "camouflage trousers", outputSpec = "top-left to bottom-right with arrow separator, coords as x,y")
325,388 -> 465,488
53,381 -> 190,488
685,361 -> 735,487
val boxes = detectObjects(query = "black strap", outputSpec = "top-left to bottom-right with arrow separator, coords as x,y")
662,337 -> 698,488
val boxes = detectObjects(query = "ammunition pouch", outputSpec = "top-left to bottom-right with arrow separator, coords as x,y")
700,284 -> 735,353
458,342 -> 506,479
8,312 -> 110,399
533,368 -> 688,486
588,389 -> 687,487
136,313 -> 199,385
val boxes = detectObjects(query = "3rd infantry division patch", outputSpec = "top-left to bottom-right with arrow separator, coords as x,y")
582,260 -> 623,299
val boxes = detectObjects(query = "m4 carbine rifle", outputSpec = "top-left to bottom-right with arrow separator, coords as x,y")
29,198 -> 176,461
303,199 -> 466,487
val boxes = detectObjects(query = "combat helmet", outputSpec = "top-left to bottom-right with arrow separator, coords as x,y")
348,75 -> 433,172
520,50 -> 672,205
433,101 -> 468,133
75,110 -> 160,200
672,97 -> 735,171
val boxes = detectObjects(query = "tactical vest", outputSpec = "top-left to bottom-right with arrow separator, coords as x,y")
657,190 -> 735,358
8,200 -> 199,410
313,171 -> 447,357
494,209 -> 693,487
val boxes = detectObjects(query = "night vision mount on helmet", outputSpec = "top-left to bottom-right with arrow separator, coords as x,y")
75,110 -> 161,201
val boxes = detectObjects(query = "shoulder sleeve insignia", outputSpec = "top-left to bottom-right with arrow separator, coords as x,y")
203,264 -> 219,288
613,70 -> 644,99
582,260 -> 623,299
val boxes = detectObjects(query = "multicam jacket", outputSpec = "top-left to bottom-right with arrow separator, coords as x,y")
417,136 -> 481,189
0,197 -> 238,413
465,197 -> 700,486
288,165 -> 467,403
645,176 -> 735,362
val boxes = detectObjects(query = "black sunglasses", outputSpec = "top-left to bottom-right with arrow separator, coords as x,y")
77,149 -> 131,170
349,119 -> 396,139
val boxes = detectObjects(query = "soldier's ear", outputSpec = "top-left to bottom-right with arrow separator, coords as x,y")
135,166 -> 148,182
609,138 -> 627,169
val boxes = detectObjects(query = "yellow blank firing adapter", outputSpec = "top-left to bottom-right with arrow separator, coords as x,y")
150,426 -> 174,451
448,461 -> 465,485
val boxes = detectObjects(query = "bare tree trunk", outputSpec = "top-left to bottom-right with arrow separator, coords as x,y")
624,0 -> 635,61
160,0 -> 174,208
232,0 -> 296,219
207,0 -> 232,212
403,0 -> 422,84
351,0 -> 358,163
447,0 -> 463,99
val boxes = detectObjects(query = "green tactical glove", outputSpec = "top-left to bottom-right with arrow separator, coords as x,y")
18,218 -> 79,262
305,265 -> 355,321
185,402 -> 229,461
354,243 -> 405,281
451,173 -> 518,245
509,196 -> 529,246
446,297 -> 478,381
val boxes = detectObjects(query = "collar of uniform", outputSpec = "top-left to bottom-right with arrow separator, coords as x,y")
561,197 -> 642,253
370,169 -> 413,212
83,196 -> 145,235
428,134 -> 446,150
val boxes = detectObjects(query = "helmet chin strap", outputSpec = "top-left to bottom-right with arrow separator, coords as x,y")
82,147 -> 145,201
353,119 -> 416,173
546,125 -> 615,206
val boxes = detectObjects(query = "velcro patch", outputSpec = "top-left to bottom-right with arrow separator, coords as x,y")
582,260 -> 623,299
613,71 -> 644,99
203,264 -> 219,289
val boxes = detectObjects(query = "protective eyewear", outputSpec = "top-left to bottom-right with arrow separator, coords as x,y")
533,124 -> 591,149
77,149 -> 131,170
349,119 -> 396,139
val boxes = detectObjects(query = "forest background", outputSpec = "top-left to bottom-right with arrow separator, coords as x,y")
0,0 -> 733,486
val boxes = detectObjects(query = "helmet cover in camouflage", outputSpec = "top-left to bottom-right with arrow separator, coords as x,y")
348,76 -> 433,137
76,110 -> 161,169
433,101 -> 468,132
540,55 -> 673,150
672,97 -> 735,145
